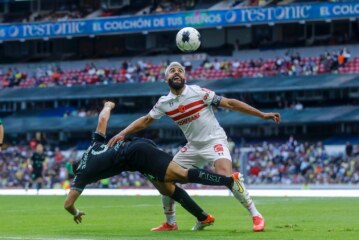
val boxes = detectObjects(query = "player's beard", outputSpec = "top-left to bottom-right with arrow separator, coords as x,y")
168,75 -> 185,90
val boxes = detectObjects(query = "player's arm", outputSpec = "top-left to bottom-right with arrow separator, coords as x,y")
107,114 -> 156,147
218,97 -> 281,124
96,101 -> 116,136
64,189 -> 86,224
27,158 -> 33,171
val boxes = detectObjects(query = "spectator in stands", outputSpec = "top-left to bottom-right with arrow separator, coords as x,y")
342,47 -> 351,64
345,142 -> 353,158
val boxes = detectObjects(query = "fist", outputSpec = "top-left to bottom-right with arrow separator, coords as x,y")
104,101 -> 115,110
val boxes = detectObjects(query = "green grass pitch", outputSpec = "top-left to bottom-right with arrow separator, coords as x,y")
0,195 -> 358,240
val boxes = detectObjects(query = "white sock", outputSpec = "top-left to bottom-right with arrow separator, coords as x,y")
162,195 -> 176,225
247,201 -> 261,217
231,174 -> 262,217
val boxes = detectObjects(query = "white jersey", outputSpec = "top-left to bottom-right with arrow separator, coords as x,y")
149,84 -> 227,145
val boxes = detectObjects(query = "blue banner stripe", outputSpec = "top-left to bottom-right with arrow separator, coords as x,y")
0,2 -> 358,41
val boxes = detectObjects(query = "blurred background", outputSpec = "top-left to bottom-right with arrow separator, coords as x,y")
0,0 -> 358,191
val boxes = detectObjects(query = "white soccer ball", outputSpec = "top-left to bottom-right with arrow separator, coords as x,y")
176,27 -> 201,52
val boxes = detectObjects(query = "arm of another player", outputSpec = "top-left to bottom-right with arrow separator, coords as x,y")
107,114 -> 156,147
64,190 -> 85,224
96,101 -> 116,136
219,97 -> 281,124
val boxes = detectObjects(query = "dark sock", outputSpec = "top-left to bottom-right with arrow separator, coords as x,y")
171,186 -> 207,221
188,169 -> 233,188
36,182 -> 41,191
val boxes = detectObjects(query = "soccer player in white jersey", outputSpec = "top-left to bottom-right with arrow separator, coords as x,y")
108,62 -> 281,232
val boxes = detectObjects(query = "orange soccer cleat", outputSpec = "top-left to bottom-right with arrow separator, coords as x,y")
191,214 -> 215,230
252,215 -> 265,232
150,222 -> 178,231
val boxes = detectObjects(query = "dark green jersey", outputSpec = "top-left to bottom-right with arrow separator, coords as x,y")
71,133 -> 131,192
31,152 -> 46,170
71,132 -> 173,192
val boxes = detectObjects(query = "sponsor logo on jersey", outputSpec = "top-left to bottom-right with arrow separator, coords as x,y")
203,93 -> 209,100
177,112 -> 200,126
214,144 -> 224,153
178,105 -> 186,113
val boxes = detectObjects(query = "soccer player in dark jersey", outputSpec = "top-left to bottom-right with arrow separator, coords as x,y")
0,118 -> 4,151
64,102 -> 244,229
28,143 -> 46,193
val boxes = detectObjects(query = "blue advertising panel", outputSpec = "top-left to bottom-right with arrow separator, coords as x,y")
0,2 -> 358,41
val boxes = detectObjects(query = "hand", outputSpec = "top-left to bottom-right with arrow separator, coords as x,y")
107,131 -> 126,147
262,112 -> 281,124
73,211 -> 86,224
104,101 -> 115,110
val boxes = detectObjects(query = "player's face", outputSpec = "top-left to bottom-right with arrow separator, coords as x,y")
36,144 -> 44,153
167,66 -> 185,90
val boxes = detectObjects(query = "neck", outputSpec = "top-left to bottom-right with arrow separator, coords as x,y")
170,85 -> 185,96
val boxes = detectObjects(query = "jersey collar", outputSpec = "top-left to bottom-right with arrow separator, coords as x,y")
168,85 -> 188,98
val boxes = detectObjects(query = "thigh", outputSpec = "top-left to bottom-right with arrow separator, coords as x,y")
31,170 -> 42,181
164,161 -> 188,183
128,141 -> 172,182
173,143 -> 206,169
201,139 -> 232,164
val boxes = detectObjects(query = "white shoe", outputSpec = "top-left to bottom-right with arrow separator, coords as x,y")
191,214 -> 215,230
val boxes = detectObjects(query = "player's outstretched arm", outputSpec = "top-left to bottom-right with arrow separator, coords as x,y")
107,114 -> 156,147
219,97 -> 281,124
96,101 -> 115,136
64,190 -> 86,224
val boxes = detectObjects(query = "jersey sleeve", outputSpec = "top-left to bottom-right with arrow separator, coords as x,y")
92,132 -> 106,144
194,85 -> 222,107
149,98 -> 165,119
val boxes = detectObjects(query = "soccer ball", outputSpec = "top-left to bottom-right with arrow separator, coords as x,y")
176,27 -> 201,52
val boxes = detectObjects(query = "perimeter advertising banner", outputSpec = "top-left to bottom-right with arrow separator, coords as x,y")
0,2 -> 358,41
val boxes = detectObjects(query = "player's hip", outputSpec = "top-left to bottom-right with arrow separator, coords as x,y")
173,139 -> 232,169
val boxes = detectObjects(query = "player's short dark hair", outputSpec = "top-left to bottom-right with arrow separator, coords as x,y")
72,160 -> 80,175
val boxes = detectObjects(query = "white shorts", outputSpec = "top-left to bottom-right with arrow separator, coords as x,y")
173,139 -> 232,169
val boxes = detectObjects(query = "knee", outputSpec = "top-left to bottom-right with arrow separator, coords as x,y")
215,161 -> 232,176
158,184 -> 175,196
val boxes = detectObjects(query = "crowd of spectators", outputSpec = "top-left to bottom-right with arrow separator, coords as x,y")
0,137 -> 358,190
29,8 -> 92,22
245,137 -> 359,185
0,48 -> 354,89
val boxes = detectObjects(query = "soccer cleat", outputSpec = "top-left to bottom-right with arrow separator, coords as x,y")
191,214 -> 215,230
231,172 -> 245,193
150,222 -> 178,231
252,215 -> 265,232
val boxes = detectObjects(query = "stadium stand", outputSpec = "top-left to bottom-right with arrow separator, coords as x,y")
1,137 -> 358,189
0,45 -> 355,88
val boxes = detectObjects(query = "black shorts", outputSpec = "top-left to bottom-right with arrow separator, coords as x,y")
125,138 -> 172,182
31,170 -> 43,180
